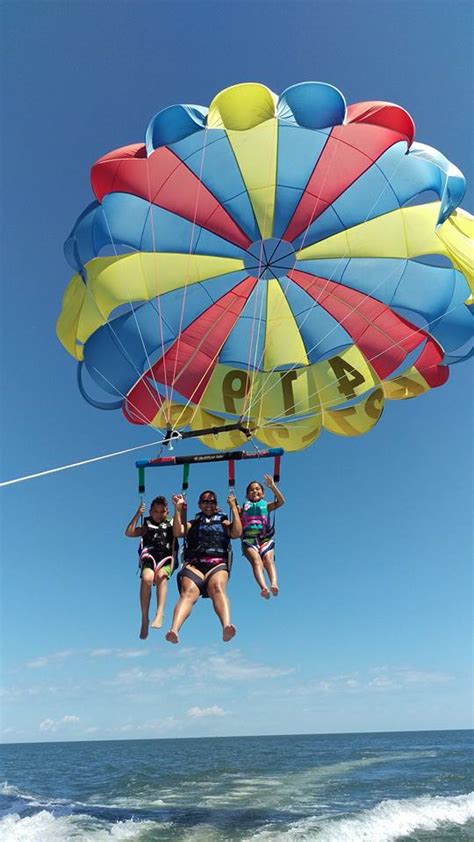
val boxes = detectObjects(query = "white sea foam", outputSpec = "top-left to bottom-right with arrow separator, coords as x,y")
0,780 -> 75,814
250,791 -> 474,841
232,777 -> 283,787
288,751 -> 437,783
232,751 -> 438,800
85,795 -> 166,810
175,824 -> 224,841
194,754 -> 437,813
0,781 -> 38,804
0,810 -> 160,842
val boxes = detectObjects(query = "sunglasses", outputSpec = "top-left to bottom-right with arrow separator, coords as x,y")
200,497 -> 217,504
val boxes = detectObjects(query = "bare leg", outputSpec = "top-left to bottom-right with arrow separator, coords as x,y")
165,573 -> 200,643
151,572 -> 168,629
263,550 -> 279,595
139,570 -> 154,639
207,571 -> 235,642
244,546 -> 270,598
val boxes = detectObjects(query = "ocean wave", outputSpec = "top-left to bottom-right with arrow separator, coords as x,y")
0,810 -> 160,842
0,781 -> 40,804
250,791 -> 474,841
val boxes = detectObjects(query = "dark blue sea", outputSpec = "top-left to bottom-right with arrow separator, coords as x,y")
0,731 -> 472,840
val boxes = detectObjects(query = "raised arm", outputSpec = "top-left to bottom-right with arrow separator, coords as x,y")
264,473 -> 285,513
227,492 -> 242,538
125,502 -> 145,537
171,494 -> 191,537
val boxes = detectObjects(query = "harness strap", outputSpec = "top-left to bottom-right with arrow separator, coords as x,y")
270,454 -> 282,536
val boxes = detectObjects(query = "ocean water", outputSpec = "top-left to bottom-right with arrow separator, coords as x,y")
0,730 -> 472,841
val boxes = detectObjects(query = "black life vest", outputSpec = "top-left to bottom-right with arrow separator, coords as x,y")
184,511 -> 230,560
141,517 -> 175,558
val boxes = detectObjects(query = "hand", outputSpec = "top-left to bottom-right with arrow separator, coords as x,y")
263,473 -> 276,490
136,502 -> 145,516
227,491 -> 237,507
172,493 -> 186,510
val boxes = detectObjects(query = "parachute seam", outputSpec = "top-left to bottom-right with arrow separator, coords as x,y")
244,134 -> 346,415
161,142 -> 252,247
161,280 -> 259,431
72,254 -> 165,420
145,167 -> 172,417
219,129 -> 262,243
90,365 -> 158,427
258,286 -> 457,429
245,149 -> 410,418
242,117 -> 280,417
100,206 -> 165,400
168,127 -> 211,403
250,257 -> 407,417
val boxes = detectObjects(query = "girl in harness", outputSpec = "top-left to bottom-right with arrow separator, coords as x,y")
241,474 -> 285,599
125,496 -> 177,640
165,490 -> 242,644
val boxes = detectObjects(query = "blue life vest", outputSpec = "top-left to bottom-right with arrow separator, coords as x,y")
185,511 -> 230,560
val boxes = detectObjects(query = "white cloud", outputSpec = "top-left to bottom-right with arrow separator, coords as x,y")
23,647 -> 149,669
187,705 -> 226,719
368,675 -> 395,690
1,683 -> 82,702
105,664 -> 186,686
205,652 -> 294,682
251,665 -> 455,701
90,647 -> 149,660
38,714 -> 80,732
89,648 -> 113,658
26,651 -> 73,669
117,649 -> 147,659
398,669 -> 452,685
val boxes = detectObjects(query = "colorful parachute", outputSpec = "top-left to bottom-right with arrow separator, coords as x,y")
57,82 -> 473,451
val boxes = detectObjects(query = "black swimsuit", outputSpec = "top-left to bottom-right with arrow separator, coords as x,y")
178,513 -> 231,598
178,559 -> 229,598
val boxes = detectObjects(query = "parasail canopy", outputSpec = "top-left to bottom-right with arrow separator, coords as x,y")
57,82 -> 473,451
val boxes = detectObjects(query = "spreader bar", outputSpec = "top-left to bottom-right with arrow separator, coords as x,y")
136,448 -> 284,469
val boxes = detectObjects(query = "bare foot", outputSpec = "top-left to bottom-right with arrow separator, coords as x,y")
165,630 -> 179,644
260,587 -> 271,599
151,615 -> 163,629
139,620 -> 149,640
223,624 -> 236,642
270,585 -> 279,596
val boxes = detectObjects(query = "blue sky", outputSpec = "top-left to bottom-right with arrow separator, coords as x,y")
0,0 -> 472,743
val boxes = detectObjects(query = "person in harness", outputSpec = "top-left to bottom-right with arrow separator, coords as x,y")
240,474 -> 285,599
165,489 -> 242,644
125,496 -> 178,639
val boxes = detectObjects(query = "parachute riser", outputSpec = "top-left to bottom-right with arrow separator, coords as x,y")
137,465 -> 145,526
160,421 -> 254,450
